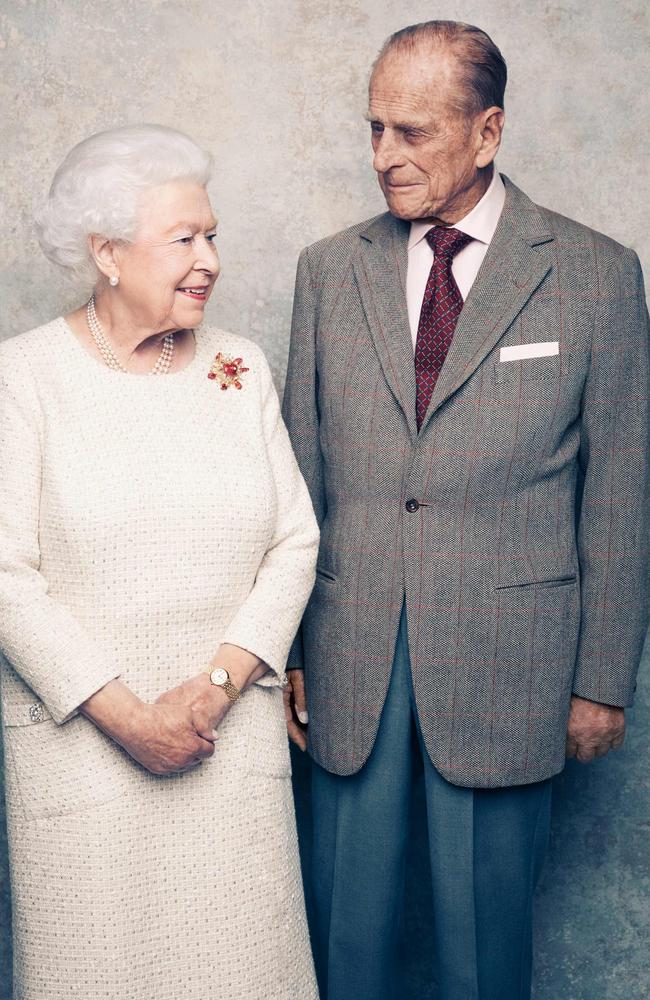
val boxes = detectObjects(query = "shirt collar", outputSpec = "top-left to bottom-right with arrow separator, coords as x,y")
408,169 -> 506,251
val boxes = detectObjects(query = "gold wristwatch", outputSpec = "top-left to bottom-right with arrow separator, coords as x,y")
207,666 -> 241,703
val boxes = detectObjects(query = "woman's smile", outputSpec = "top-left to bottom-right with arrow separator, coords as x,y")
176,285 -> 210,300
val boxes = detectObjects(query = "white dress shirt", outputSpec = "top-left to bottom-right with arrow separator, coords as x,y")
406,169 -> 506,348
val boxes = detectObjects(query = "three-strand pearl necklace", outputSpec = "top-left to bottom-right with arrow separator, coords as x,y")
86,296 -> 174,375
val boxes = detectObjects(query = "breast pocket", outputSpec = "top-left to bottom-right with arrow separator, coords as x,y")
494,352 -> 571,388
2,704 -> 125,823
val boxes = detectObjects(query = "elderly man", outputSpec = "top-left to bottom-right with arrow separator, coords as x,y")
283,20 -> 650,1000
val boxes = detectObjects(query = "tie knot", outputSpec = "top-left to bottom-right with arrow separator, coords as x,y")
425,226 -> 473,261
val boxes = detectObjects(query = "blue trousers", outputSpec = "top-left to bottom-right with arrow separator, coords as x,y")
309,606 -> 552,1000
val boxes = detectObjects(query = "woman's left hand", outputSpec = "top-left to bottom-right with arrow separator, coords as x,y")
156,646 -> 268,738
156,674 -> 231,741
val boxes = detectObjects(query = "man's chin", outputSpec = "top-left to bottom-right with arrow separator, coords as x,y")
385,201 -> 422,221
381,189 -> 425,221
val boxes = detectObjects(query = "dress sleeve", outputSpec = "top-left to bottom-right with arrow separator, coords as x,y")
0,357 -> 119,723
221,350 -> 319,685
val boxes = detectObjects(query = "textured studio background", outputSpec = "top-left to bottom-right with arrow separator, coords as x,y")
0,1 -> 649,997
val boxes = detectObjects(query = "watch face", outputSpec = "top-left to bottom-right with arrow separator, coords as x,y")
210,667 -> 229,687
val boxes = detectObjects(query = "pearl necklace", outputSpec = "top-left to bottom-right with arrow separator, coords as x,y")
86,297 -> 174,376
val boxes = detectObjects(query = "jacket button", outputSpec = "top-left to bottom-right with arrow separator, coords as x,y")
405,498 -> 420,512
28,704 -> 44,723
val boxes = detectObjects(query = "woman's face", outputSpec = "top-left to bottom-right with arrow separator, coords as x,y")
112,180 -> 220,333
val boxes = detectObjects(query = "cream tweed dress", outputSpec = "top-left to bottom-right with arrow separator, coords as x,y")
0,319 -> 320,1000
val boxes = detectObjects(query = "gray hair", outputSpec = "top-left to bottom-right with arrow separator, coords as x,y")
374,20 -> 507,117
35,123 -> 213,285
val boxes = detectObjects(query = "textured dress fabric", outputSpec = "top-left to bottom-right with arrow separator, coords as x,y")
0,318 -> 320,1000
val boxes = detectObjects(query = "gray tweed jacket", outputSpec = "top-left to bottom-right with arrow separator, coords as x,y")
282,176 -> 650,788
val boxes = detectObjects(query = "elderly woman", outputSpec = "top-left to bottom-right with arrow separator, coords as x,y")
0,124 -> 319,1000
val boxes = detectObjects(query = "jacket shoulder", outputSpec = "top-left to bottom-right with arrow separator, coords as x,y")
300,212 -> 390,271
534,202 -> 633,268
537,204 -> 646,300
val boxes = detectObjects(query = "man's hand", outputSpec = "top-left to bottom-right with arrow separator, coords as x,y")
284,669 -> 309,751
566,694 -> 625,763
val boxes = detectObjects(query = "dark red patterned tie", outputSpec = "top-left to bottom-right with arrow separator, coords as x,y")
414,227 -> 473,428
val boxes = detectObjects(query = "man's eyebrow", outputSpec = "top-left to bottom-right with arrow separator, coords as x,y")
363,111 -> 430,132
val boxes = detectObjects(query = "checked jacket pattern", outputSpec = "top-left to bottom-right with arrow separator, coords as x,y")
282,176 -> 650,788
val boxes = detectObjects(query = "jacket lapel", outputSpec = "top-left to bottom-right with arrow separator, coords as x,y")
419,177 -> 555,433
352,213 -> 418,439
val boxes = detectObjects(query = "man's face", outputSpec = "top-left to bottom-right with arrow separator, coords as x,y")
368,47 -> 486,224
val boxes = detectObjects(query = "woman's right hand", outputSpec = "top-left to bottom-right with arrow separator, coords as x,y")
115,701 -> 216,775
80,680 -> 216,775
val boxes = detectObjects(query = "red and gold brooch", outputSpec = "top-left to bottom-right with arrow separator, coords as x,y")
207,353 -> 250,390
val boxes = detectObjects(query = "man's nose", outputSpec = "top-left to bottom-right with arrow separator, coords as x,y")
373,130 -> 404,174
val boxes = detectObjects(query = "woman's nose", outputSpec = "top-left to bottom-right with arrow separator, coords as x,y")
195,236 -> 220,274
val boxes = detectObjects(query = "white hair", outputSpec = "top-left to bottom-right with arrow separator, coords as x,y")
35,123 -> 213,285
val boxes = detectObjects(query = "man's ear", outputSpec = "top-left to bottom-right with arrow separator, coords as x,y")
476,107 -> 505,168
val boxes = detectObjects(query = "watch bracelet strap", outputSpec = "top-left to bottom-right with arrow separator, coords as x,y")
222,679 -> 240,703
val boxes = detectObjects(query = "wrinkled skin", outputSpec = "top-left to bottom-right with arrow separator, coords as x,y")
288,41 -> 626,763
367,45 -> 503,224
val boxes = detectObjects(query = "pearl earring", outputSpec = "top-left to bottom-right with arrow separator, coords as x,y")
109,275 -> 119,287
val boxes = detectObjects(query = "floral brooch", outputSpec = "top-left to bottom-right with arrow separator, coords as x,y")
207,352 -> 250,390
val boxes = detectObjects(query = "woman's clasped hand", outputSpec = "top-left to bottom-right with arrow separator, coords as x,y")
80,677 -> 216,775
121,698 -> 217,775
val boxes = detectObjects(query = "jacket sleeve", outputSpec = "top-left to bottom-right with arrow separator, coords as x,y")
221,347 -> 319,685
281,248 -> 327,671
572,248 -> 650,706
0,358 -> 119,724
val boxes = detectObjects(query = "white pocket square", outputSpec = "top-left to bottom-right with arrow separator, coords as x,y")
500,341 -> 559,362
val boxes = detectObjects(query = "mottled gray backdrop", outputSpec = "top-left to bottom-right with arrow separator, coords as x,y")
0,1 -> 648,997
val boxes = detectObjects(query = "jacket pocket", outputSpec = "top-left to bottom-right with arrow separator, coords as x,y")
2,708 -> 125,822
494,352 -> 571,383
494,575 -> 577,592
245,685 -> 292,778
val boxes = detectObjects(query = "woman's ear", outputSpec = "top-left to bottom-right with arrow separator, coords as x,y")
88,234 -> 121,284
